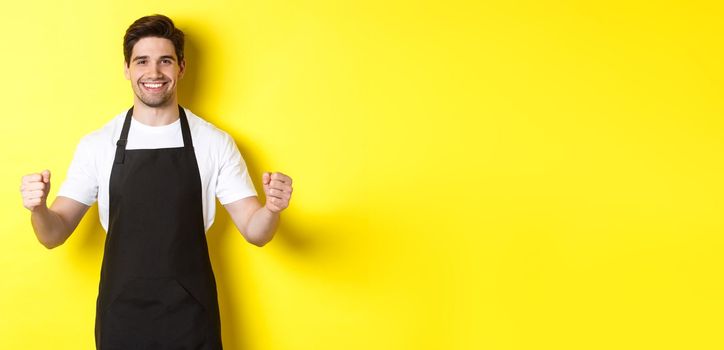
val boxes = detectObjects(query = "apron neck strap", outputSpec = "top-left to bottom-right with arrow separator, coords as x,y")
114,105 -> 193,165
178,106 -> 194,149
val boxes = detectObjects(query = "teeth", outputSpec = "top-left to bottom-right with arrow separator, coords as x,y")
143,82 -> 164,88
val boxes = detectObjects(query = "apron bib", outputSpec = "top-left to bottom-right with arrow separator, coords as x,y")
95,106 -> 223,349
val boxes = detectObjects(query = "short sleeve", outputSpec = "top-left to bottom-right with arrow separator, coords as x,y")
216,132 -> 257,204
57,136 -> 98,206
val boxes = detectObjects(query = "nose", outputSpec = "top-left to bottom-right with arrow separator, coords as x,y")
147,62 -> 163,78
152,65 -> 162,76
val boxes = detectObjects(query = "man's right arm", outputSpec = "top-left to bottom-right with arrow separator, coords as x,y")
22,170 -> 90,249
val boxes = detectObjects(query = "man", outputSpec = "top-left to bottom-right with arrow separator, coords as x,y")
19,14 -> 292,349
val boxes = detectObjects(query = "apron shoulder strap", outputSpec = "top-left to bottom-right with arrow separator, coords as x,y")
113,105 -> 192,165
114,107 -> 134,164
179,105 -> 194,149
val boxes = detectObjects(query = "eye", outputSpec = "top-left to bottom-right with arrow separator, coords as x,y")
136,60 -> 147,65
162,59 -> 172,64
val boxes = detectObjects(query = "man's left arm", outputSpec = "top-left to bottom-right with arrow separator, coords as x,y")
224,172 -> 293,247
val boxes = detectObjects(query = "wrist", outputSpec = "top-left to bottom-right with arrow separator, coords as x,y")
30,202 -> 49,214
262,204 -> 281,216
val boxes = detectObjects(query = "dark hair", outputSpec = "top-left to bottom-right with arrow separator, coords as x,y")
123,14 -> 184,66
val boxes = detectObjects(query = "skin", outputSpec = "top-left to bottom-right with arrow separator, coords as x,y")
20,36 -> 292,248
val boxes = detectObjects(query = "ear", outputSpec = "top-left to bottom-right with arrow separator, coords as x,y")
178,59 -> 186,79
123,60 -> 130,80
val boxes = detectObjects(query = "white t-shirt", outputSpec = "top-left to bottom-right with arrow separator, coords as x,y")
57,107 -> 258,233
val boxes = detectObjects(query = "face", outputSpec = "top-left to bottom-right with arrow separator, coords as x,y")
124,37 -> 185,108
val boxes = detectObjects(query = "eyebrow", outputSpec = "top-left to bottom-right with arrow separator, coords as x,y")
132,55 -> 177,62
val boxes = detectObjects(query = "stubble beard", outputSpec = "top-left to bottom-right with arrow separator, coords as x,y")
134,82 -> 175,108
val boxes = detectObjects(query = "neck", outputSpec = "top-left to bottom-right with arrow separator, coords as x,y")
132,97 -> 180,126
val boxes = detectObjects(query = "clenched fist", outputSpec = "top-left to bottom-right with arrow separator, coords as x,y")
21,170 -> 51,212
262,172 -> 292,213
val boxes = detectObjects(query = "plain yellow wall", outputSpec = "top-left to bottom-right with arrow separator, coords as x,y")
1,1 -> 723,349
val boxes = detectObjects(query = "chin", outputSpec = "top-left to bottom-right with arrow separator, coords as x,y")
135,92 -> 173,108
142,99 -> 173,108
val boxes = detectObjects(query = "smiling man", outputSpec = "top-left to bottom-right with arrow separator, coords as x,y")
19,14 -> 292,349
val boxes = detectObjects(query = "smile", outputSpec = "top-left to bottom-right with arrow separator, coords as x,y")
141,81 -> 168,91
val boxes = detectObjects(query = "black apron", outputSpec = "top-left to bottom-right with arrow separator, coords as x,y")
95,105 -> 223,349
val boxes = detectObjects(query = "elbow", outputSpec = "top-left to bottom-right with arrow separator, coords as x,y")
239,225 -> 274,247
247,236 -> 271,247
244,230 -> 273,247
38,236 -> 62,250
250,240 -> 267,248
36,229 -> 70,250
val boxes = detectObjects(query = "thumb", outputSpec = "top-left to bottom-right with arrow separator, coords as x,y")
41,169 -> 51,184
262,172 -> 271,186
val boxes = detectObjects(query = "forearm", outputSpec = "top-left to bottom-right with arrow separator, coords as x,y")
244,206 -> 280,247
30,206 -> 70,249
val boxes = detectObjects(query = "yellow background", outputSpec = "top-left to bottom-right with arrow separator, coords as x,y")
1,1 -> 723,349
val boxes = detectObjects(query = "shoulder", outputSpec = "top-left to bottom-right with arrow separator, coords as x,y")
185,108 -> 236,150
76,109 -> 128,150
